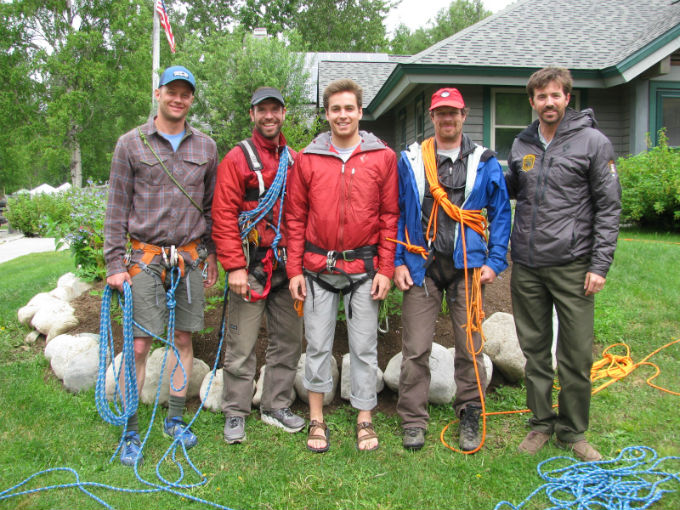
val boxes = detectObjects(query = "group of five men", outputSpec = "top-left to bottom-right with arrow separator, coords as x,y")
103,64 -> 621,465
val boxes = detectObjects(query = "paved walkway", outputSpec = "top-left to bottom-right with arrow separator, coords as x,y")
0,231 -> 64,264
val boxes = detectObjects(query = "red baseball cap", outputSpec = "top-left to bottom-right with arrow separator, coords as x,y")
429,88 -> 465,111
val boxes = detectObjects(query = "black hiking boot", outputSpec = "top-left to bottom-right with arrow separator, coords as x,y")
459,406 -> 482,452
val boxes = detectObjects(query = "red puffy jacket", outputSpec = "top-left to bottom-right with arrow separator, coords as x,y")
286,131 -> 398,279
212,129 -> 296,272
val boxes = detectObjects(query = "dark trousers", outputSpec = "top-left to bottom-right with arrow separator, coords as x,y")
397,272 -> 487,430
222,268 -> 303,416
511,259 -> 594,442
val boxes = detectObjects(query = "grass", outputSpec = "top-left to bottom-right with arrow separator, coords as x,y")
1,233 -> 679,510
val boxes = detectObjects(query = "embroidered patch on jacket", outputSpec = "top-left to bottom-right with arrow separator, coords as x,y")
522,154 -> 536,172
608,160 -> 618,178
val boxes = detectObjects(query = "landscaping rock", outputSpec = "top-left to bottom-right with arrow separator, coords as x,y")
294,353 -> 338,405
383,342 -> 456,404
25,330 -> 42,344
63,344 -> 100,393
18,293 -> 57,325
446,347 -> 493,390
340,352 -> 384,400
482,312 -> 525,382
56,272 -> 92,301
139,348 -> 210,405
31,297 -> 78,342
199,368 -> 224,412
45,333 -> 99,381
252,365 -> 297,408
105,349 -> 210,405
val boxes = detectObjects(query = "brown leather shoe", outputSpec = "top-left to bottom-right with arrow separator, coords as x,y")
555,438 -> 603,461
518,430 -> 551,454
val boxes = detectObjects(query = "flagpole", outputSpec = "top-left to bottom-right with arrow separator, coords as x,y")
151,0 -> 160,118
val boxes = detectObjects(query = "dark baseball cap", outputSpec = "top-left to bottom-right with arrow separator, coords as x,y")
159,65 -> 196,92
250,87 -> 285,107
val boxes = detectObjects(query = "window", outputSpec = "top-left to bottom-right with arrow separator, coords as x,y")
491,88 -> 580,162
398,109 -> 407,151
651,83 -> 680,146
415,94 -> 424,143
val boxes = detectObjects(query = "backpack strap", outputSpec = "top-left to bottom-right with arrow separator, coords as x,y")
238,138 -> 266,200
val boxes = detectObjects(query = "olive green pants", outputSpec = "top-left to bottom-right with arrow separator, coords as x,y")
511,258 -> 594,443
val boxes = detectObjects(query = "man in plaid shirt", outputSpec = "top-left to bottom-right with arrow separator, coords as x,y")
104,65 -> 218,466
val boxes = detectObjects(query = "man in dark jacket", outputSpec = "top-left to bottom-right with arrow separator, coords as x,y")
287,79 -> 399,452
506,67 -> 621,462
212,87 -> 304,445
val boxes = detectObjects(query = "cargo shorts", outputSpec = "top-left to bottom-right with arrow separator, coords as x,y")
129,263 -> 205,338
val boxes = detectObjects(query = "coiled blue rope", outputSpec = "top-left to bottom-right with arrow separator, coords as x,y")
1,267 -> 235,509
238,146 -> 289,261
495,446 -> 680,510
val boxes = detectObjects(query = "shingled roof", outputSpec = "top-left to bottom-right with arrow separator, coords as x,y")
318,56 -> 410,107
409,0 -> 680,70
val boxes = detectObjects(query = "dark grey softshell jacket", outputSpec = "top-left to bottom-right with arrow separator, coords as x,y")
505,108 -> 622,277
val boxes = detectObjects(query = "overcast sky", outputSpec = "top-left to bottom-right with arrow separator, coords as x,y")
385,0 -> 516,34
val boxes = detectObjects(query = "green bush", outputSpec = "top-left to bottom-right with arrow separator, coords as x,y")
6,185 -> 107,280
5,192 -> 72,236
618,129 -> 680,228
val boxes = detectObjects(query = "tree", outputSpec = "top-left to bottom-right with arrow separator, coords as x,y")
185,29 -> 315,154
231,0 -> 395,52
1,0 -> 152,191
390,0 -> 490,54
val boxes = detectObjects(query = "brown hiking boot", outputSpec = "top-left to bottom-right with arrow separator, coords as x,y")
555,438 -> 603,462
518,430 -> 551,454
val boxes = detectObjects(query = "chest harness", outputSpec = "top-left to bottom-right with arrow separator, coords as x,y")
237,138 -> 290,302
125,129 -> 209,296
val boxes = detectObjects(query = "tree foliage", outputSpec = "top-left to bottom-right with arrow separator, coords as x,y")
390,0 -> 490,54
185,29 -> 315,154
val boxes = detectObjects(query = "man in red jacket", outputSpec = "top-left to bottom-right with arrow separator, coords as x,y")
287,79 -> 399,452
212,87 -> 304,445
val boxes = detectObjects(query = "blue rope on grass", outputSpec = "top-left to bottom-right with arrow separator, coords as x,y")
238,146 -> 289,261
1,267 -> 235,510
494,446 -> 680,510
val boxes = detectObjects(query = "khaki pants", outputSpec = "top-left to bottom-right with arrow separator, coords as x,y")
221,268 -> 303,417
397,272 -> 487,430
511,259 -> 594,443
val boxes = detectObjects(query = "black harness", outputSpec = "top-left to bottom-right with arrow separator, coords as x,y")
303,241 -> 377,319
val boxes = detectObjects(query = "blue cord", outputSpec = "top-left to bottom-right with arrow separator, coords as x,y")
1,267 -> 235,510
238,146 -> 289,261
494,446 -> 680,510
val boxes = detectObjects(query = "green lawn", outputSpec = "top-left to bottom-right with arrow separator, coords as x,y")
0,233 -> 679,510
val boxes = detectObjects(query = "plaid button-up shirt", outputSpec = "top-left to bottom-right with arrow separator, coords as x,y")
104,118 -> 218,277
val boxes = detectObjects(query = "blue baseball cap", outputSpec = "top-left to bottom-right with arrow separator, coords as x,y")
159,65 -> 196,91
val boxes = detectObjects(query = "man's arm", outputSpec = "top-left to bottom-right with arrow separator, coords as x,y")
284,151 -> 310,280
104,136 -> 135,283
376,149 -> 400,279
483,157 -> 512,278
587,133 -> 622,278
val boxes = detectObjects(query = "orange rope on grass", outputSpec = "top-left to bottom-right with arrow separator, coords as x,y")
440,339 -> 680,449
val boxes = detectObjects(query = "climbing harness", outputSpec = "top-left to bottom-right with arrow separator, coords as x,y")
1,268 -> 234,509
494,446 -> 680,510
126,238 -> 207,284
303,242 -> 378,320
237,145 -> 290,302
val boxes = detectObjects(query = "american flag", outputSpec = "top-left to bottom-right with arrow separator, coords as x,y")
156,0 -> 176,53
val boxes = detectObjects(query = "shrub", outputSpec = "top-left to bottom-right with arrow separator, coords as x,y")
618,129 -> 680,228
5,192 -> 72,236
47,184 -> 108,281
